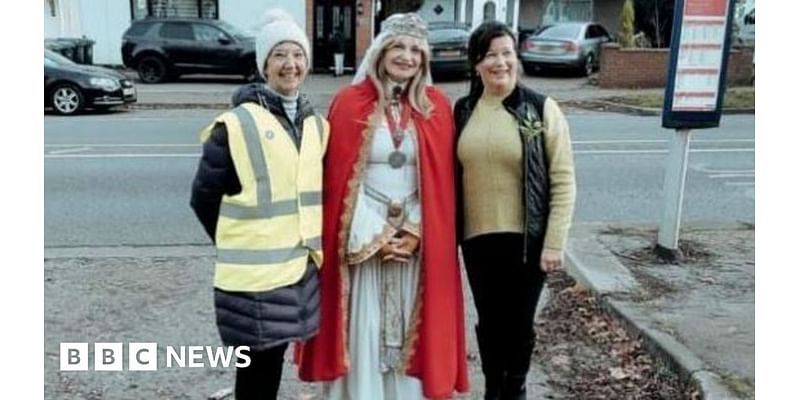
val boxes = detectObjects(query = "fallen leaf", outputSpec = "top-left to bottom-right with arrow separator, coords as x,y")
610,367 -> 630,380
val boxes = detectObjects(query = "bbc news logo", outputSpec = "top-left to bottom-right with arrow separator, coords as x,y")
59,343 -> 251,371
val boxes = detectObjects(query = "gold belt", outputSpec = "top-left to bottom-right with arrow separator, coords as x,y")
363,184 -> 417,229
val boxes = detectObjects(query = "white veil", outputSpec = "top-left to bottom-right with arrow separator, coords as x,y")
351,14 -> 433,86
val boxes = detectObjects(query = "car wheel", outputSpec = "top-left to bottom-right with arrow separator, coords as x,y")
583,54 -> 595,76
50,84 -> 84,115
137,56 -> 168,83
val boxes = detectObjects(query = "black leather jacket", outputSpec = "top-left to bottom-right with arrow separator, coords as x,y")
454,84 -> 550,262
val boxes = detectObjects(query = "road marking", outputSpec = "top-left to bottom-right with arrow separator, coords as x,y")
573,139 -> 754,145
43,140 -> 752,148
708,173 -> 755,179
724,182 -> 755,187
45,144 -> 199,148
693,166 -> 755,174
574,148 -> 754,155
45,144 -> 755,159
692,139 -> 754,143
47,146 -> 92,155
45,115 -> 213,122
45,153 -> 200,159
43,148 -> 754,158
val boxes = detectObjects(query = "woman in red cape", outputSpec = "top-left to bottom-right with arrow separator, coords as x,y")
296,13 -> 469,399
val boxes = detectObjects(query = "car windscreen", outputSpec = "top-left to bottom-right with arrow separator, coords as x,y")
428,29 -> 469,42
536,24 -> 582,39
45,50 -> 75,66
216,20 -> 250,39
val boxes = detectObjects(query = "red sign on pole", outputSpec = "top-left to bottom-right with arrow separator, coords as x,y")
669,0 -> 731,112
663,0 -> 735,129
685,0 -> 727,17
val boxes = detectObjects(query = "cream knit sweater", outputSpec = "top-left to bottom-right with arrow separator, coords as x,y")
457,93 -> 576,253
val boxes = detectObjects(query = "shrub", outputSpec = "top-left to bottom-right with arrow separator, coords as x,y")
619,0 -> 635,48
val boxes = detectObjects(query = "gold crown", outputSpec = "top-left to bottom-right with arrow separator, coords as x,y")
381,13 -> 428,39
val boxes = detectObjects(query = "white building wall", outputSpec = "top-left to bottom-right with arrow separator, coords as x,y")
44,0 -> 83,38
79,0 -> 130,65
43,0 -> 305,66
419,0 -> 457,22
220,0 -> 305,36
43,0 -> 130,65
44,0 -> 61,38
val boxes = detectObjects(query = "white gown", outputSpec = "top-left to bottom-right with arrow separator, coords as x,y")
322,118 -> 425,400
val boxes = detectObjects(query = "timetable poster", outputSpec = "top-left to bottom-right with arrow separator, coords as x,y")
671,0 -> 731,112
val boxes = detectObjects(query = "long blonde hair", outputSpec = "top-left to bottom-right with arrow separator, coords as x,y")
365,35 -> 434,119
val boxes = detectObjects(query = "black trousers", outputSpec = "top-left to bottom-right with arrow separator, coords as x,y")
462,233 -> 547,400
234,343 -> 289,400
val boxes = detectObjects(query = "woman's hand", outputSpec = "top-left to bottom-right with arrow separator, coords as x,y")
540,249 -> 563,273
379,233 -> 419,263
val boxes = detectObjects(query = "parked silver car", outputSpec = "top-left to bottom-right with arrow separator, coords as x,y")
519,22 -> 613,76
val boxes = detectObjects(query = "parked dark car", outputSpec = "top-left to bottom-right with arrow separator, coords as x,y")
45,49 -> 137,115
519,22 -> 613,76
428,21 -> 470,78
121,18 -> 256,83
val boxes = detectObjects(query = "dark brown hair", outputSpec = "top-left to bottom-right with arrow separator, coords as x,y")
467,21 -> 517,97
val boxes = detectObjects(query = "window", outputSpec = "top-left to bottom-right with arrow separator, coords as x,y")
215,20 -> 247,39
125,22 -> 155,37
586,25 -> 608,39
483,1 -> 496,21
542,0 -> 593,25
538,24 -> 582,40
45,50 -> 74,66
343,7 -> 353,40
316,6 -> 324,39
130,0 -> 218,20
159,22 -> 193,40
744,10 -> 754,25
194,23 -> 228,42
596,25 -> 610,39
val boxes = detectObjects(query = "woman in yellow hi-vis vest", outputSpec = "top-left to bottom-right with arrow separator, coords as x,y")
190,10 -> 329,400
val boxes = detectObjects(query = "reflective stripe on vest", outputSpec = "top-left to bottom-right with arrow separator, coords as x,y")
205,103 -> 328,292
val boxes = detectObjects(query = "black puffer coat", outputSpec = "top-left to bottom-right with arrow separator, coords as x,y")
454,84 -> 549,262
190,83 -> 321,350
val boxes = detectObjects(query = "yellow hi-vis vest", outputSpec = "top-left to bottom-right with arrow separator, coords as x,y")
200,102 -> 329,292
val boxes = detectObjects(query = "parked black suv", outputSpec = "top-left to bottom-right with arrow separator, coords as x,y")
121,18 -> 257,83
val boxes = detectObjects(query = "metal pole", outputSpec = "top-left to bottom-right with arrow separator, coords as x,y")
657,128 -> 692,259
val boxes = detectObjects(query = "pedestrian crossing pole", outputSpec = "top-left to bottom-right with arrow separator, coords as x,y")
656,128 -> 692,259
658,0 -> 736,260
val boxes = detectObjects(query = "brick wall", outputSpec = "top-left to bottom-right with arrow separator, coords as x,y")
598,43 -> 755,88
306,0 -> 314,63
355,0 -> 374,68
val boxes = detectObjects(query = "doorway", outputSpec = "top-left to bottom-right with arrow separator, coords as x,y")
313,0 -> 356,73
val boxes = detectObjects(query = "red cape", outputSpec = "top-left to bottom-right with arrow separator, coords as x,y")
296,79 -> 469,398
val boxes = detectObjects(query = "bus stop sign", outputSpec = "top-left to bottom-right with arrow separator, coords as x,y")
662,0 -> 736,130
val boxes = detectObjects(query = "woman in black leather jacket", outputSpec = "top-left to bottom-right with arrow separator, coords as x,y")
453,21 -> 576,400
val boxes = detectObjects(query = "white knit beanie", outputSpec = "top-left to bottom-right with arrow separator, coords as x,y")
255,9 -> 311,80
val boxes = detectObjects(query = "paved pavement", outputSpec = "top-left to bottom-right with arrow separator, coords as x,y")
565,222 -> 755,400
44,246 -> 552,400
122,70 -> 666,110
